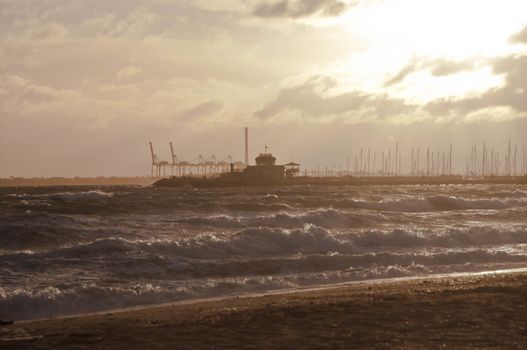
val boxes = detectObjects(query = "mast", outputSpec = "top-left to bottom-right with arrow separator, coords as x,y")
244,127 -> 249,166
169,142 -> 176,176
149,141 -> 156,177
449,143 -> 452,176
395,142 -> 398,176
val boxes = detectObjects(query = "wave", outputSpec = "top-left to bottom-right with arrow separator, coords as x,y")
4,185 -> 527,216
0,274 -> 305,320
4,224 -> 527,264
3,184 -> 527,322
0,213 -> 122,252
1,251 -> 525,321
32,225 -> 350,260
467,187 -> 527,199
341,194 -> 527,212
8,190 -> 113,202
352,226 -> 527,248
250,209 -> 363,228
0,283 -> 182,321
179,208 -> 377,229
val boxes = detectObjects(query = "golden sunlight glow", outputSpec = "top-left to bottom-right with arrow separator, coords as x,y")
320,0 -> 527,99
389,67 -> 505,104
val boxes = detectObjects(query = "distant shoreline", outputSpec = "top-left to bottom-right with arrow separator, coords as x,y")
153,175 -> 527,188
2,175 -> 526,188
0,177 -> 156,187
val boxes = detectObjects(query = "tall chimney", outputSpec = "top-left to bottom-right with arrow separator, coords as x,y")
244,127 -> 249,166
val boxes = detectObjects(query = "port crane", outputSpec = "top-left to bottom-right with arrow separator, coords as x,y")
149,142 -> 245,178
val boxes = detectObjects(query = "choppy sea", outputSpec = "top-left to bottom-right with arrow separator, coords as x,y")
1,184 -> 526,320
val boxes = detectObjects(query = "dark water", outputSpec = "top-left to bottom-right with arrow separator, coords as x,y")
1,184 -> 526,320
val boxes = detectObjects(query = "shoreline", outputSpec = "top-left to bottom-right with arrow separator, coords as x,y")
0,177 -> 155,187
2,269 -> 526,349
1,175 -> 526,188
14,267 -> 527,325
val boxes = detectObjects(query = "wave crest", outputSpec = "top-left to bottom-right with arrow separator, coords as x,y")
9,190 -> 113,202
343,194 -> 526,212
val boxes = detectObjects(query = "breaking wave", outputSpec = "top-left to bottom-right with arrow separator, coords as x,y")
2,183 -> 527,321
4,225 -> 527,263
343,194 -> 527,212
1,248 -> 525,321
179,208 -> 376,229
8,190 -> 113,201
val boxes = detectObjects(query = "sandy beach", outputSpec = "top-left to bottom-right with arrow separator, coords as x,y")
1,270 -> 526,349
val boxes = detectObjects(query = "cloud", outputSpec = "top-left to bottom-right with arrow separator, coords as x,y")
0,74 -> 82,119
174,100 -> 223,122
252,0 -> 348,18
117,66 -> 143,80
385,58 -> 476,86
82,13 -> 117,35
81,8 -> 157,37
510,24 -> 527,43
22,21 -> 69,42
256,76 -> 415,122
384,62 -> 420,86
97,83 -> 140,97
0,74 -> 79,103
426,55 -> 527,117
0,74 -> 31,87
429,59 -> 474,77
20,84 -> 70,103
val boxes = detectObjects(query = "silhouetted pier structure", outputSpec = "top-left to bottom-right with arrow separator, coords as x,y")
150,130 -> 527,180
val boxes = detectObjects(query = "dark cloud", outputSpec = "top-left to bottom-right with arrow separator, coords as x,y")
385,58 -> 475,86
426,55 -> 527,115
510,24 -> 527,44
20,85 -> 60,103
256,76 -> 414,120
430,59 -> 474,76
175,101 -> 223,121
384,62 -> 419,86
252,0 -> 348,18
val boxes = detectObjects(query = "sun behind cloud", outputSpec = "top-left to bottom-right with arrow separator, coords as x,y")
1,0 -> 527,176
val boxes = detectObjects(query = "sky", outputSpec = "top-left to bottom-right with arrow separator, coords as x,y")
1,0 -> 527,177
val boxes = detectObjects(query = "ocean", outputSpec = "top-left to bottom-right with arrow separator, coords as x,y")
1,184 -> 526,320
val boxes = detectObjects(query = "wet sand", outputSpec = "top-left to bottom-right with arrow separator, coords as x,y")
1,271 -> 526,349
